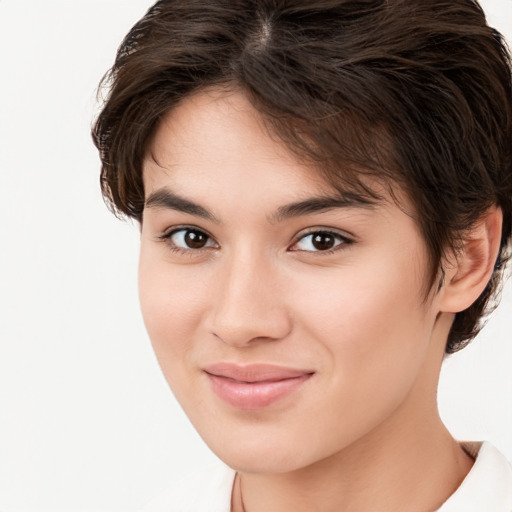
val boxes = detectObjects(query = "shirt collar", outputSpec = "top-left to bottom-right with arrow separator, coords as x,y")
437,441 -> 512,512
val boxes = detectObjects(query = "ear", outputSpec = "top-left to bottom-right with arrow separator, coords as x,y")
439,207 -> 503,313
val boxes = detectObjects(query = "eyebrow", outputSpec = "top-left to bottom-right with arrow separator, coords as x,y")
144,187 -> 381,223
145,188 -> 220,223
270,192 -> 381,223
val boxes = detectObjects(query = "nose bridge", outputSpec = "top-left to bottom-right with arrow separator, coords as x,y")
209,247 -> 291,346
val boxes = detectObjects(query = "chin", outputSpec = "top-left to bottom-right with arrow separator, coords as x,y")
197,423 -> 325,474
215,446 -> 309,475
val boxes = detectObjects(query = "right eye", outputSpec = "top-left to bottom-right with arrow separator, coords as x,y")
162,228 -> 218,251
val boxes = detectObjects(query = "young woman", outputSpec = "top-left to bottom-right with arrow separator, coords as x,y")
93,1 -> 512,510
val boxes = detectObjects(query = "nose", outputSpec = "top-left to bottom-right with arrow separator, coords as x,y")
206,252 -> 292,348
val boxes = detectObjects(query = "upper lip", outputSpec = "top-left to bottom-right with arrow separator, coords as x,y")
203,363 -> 314,383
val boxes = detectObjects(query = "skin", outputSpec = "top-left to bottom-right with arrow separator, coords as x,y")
139,89 -> 501,512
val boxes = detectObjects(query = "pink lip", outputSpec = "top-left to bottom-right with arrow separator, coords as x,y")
203,363 -> 314,410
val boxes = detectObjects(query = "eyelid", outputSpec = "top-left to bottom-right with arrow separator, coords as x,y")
156,225 -> 354,254
158,225 -> 219,250
289,227 -> 354,252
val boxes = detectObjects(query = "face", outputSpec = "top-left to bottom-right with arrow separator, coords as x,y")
139,89 -> 445,474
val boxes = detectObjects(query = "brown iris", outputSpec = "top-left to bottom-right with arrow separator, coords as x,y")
311,232 -> 337,251
184,229 -> 209,249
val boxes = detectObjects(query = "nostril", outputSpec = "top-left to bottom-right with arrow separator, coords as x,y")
209,312 -> 292,348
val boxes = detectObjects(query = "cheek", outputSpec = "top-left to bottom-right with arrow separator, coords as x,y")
138,249 -> 208,375
291,254 -> 425,342
289,254 -> 431,401
273,267 -> 432,459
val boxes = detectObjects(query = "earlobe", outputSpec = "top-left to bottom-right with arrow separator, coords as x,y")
440,207 -> 503,313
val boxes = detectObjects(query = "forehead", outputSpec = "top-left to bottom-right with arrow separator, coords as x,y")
144,89 -> 400,208
146,89 -> 321,188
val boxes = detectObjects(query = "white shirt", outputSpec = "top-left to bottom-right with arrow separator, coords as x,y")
141,441 -> 512,512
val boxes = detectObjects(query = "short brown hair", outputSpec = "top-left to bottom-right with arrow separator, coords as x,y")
92,0 -> 512,353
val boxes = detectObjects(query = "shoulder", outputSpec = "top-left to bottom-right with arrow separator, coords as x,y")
139,460 -> 235,512
437,441 -> 512,512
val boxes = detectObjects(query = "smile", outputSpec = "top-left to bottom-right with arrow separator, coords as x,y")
203,364 -> 314,410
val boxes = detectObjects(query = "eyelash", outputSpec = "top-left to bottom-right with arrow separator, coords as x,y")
158,226 -> 353,256
291,229 -> 353,255
158,226 -> 218,257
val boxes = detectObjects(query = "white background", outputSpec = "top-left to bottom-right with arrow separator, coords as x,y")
0,1 -> 511,510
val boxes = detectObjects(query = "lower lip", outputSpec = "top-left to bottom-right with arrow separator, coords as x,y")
206,373 -> 312,410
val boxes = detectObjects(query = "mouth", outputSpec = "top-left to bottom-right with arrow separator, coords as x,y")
203,363 -> 314,410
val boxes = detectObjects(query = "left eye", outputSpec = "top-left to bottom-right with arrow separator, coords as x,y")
292,231 -> 348,252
